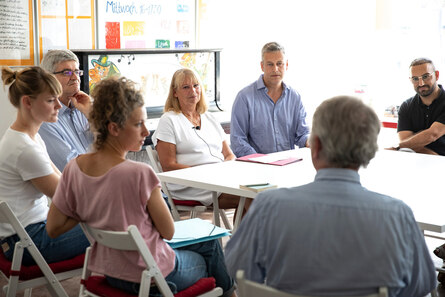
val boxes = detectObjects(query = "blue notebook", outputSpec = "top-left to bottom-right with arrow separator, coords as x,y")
165,218 -> 231,248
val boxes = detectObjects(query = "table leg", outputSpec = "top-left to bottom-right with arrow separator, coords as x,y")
212,191 -> 221,227
232,197 -> 246,233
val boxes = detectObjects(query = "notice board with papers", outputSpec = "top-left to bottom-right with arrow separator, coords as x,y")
0,0 -> 35,66
96,0 -> 196,50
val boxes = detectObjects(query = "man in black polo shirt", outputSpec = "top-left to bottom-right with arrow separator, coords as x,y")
394,58 -> 445,155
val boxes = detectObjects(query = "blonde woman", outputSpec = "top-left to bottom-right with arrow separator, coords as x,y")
153,68 -> 251,215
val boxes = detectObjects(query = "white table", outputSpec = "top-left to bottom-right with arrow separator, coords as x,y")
157,149 -> 315,230
157,148 -> 445,234
360,149 -> 445,234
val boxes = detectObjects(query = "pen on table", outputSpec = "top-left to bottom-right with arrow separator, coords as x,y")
244,183 -> 270,187
209,225 -> 216,236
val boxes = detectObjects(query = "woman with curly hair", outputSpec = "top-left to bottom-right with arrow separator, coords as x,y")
46,76 -> 236,296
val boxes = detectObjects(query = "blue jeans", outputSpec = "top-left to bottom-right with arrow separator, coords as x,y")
106,239 -> 235,297
1,221 -> 89,266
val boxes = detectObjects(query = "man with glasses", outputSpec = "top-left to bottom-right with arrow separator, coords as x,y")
230,42 -> 310,157
39,49 -> 94,170
391,57 -> 445,155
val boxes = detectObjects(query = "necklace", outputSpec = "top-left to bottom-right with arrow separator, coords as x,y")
183,112 -> 201,127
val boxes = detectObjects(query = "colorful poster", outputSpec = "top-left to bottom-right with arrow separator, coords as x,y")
97,0 -> 195,49
105,22 -> 121,49
86,52 -> 216,108
155,40 -> 170,48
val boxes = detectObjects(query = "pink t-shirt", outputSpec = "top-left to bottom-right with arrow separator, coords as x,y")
52,158 -> 175,283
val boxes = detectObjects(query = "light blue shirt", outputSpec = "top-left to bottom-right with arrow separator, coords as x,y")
230,75 -> 309,157
39,103 -> 93,171
225,168 -> 436,297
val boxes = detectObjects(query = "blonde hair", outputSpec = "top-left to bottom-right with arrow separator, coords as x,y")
1,66 -> 62,108
163,68 -> 208,114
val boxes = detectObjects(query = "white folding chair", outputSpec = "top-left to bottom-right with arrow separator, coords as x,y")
0,200 -> 84,297
236,270 -> 388,297
146,146 -> 231,230
79,223 -> 223,297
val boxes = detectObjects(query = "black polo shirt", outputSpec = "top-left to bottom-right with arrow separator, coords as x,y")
398,84 -> 445,155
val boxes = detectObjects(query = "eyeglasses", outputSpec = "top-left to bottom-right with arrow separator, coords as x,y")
409,72 -> 433,83
53,70 -> 84,77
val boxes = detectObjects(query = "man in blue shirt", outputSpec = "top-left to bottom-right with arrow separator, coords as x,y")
230,42 -> 309,157
39,49 -> 93,171
225,96 -> 436,296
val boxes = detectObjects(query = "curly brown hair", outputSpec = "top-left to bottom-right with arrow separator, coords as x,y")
1,66 -> 62,108
89,76 -> 145,150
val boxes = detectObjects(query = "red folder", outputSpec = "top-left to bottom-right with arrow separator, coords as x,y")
236,153 -> 302,166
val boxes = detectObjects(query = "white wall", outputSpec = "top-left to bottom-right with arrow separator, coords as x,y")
198,0 -> 445,120
0,87 -> 16,138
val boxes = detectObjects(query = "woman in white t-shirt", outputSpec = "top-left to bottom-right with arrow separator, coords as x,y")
153,68 -> 251,212
0,66 -> 89,265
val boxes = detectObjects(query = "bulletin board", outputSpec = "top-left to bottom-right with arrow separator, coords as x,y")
97,0 -> 196,49
37,0 -> 95,61
0,0 -> 35,66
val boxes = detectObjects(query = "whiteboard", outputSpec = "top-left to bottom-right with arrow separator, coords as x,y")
97,0 -> 195,49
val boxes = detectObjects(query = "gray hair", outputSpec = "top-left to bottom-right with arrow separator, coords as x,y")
309,96 -> 380,168
410,57 -> 436,71
41,49 -> 79,73
261,42 -> 285,61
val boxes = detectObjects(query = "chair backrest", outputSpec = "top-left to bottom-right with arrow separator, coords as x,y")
0,201 -> 31,242
80,223 -> 174,297
236,270 -> 388,297
146,145 -> 164,174
0,200 -> 71,297
146,146 -> 182,220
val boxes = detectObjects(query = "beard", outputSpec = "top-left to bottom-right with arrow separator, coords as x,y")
416,83 -> 436,97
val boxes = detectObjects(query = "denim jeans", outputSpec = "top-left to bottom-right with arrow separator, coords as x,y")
106,239 -> 235,297
1,221 -> 89,266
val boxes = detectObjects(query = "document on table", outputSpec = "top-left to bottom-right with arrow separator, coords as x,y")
237,149 -> 303,166
164,218 -> 231,248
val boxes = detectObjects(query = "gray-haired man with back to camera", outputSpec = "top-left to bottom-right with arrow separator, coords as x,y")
225,96 -> 436,296
39,49 -> 93,171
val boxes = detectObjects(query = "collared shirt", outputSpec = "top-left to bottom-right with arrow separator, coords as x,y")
225,168 -> 436,297
39,103 -> 93,171
397,84 -> 445,155
230,75 -> 309,157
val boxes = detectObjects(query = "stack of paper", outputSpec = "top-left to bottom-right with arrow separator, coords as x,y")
236,151 -> 302,166
239,183 -> 278,192
164,218 -> 231,248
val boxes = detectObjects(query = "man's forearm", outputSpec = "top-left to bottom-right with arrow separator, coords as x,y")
399,130 -> 438,150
